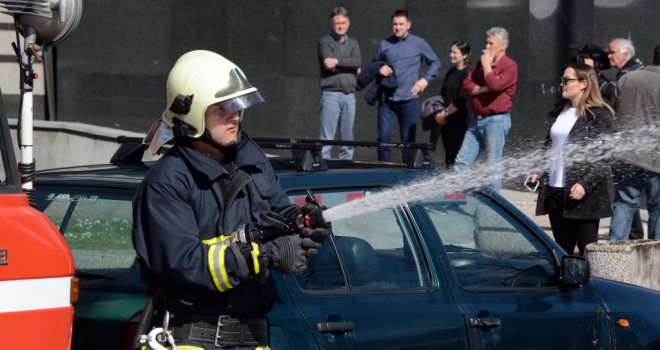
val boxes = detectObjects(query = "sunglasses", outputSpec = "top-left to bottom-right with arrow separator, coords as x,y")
559,76 -> 582,85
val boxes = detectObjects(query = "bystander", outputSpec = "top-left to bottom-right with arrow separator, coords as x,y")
587,38 -> 645,239
317,7 -> 361,160
428,40 -> 471,168
369,9 -> 441,162
455,27 -> 518,192
608,44 -> 660,241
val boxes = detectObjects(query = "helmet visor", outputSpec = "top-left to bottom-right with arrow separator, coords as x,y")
211,91 -> 265,115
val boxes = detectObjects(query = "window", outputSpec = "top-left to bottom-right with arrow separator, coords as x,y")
291,189 -> 431,292
36,187 -> 143,292
422,192 -> 556,289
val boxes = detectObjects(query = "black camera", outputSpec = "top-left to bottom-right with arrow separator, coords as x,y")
570,44 -> 611,71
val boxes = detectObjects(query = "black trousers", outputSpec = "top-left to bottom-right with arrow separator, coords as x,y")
429,120 -> 467,167
545,187 -> 599,256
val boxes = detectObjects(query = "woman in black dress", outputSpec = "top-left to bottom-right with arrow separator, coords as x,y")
429,40 -> 471,167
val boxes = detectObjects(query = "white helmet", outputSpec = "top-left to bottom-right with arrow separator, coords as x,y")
162,50 -> 264,138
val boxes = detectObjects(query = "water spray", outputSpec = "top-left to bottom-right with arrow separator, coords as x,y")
322,124 -> 659,223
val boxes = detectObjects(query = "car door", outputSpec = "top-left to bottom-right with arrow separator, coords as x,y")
284,188 -> 469,349
417,191 -> 614,349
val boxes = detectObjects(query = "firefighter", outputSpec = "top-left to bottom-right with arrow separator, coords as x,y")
132,50 -> 330,349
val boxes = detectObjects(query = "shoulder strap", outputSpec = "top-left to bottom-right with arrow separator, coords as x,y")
221,168 -> 252,226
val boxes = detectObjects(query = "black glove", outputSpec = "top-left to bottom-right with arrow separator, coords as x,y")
300,234 -> 322,257
262,235 -> 308,274
301,226 -> 332,246
301,202 -> 330,229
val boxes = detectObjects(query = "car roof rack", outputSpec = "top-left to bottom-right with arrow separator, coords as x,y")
111,136 -> 435,171
253,138 -> 435,170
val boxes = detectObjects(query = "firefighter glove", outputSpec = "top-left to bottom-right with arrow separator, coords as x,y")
301,203 -> 330,229
300,234 -> 323,257
262,234 -> 308,275
301,226 -> 331,246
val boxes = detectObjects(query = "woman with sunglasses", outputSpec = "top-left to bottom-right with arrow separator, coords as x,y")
528,63 -> 615,256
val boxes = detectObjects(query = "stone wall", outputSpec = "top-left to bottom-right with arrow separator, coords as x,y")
585,240 -> 660,291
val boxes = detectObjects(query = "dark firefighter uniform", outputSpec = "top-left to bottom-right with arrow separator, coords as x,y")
132,133 -> 300,349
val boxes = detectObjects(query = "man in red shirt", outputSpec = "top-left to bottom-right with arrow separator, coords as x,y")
455,26 -> 518,192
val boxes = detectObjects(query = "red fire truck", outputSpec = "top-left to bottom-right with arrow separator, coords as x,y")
0,0 -> 82,348
0,114 -> 76,346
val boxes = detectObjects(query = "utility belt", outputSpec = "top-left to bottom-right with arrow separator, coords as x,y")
170,313 -> 269,348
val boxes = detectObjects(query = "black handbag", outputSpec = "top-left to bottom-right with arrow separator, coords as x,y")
420,95 -> 445,131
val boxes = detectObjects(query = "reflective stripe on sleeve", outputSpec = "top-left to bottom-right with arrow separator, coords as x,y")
251,242 -> 260,275
208,240 -> 233,292
0,277 -> 71,312
202,235 -> 230,245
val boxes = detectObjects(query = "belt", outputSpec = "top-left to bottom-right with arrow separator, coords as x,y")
171,314 -> 269,348
475,112 -> 508,119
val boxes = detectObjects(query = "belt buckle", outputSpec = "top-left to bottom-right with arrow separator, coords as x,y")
476,115 -> 485,120
215,315 -> 232,347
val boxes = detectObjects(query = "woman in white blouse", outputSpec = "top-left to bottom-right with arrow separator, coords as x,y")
529,64 -> 615,256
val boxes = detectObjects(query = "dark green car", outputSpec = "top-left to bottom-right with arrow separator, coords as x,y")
35,141 -> 660,350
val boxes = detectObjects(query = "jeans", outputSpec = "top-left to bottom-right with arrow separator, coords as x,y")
377,98 -> 418,162
608,163 -> 660,241
453,113 -> 511,192
319,91 -> 355,160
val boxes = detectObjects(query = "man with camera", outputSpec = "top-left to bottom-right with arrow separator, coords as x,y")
607,45 -> 660,242
585,38 -> 644,106
585,38 -> 645,240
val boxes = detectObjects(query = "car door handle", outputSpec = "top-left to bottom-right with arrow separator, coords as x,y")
470,316 -> 501,330
317,321 -> 354,333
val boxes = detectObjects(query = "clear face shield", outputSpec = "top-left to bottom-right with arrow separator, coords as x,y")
210,91 -> 265,121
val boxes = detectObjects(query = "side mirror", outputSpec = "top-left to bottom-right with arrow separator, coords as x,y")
559,255 -> 590,287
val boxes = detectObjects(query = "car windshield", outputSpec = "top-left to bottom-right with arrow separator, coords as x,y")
419,191 -> 558,289
36,186 -> 142,292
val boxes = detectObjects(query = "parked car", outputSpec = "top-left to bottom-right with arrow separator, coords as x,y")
35,139 -> 660,350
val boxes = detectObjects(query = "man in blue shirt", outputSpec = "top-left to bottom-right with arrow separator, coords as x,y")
370,9 -> 441,162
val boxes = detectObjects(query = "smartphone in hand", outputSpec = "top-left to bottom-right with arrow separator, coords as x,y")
524,175 -> 539,192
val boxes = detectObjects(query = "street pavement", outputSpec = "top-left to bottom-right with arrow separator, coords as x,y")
500,189 -> 651,242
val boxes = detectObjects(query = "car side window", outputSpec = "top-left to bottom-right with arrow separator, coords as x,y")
291,190 -> 431,291
36,187 -> 143,292
422,192 -> 556,289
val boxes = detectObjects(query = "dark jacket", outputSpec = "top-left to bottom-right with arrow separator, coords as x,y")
535,106 -> 615,219
599,58 -> 644,105
357,60 -> 397,105
132,133 -> 299,318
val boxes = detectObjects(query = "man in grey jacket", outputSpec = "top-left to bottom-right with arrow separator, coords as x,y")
317,7 -> 361,160
608,44 -> 660,241
587,38 -> 645,239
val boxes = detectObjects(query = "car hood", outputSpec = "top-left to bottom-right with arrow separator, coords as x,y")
591,277 -> 660,345
592,277 -> 660,309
